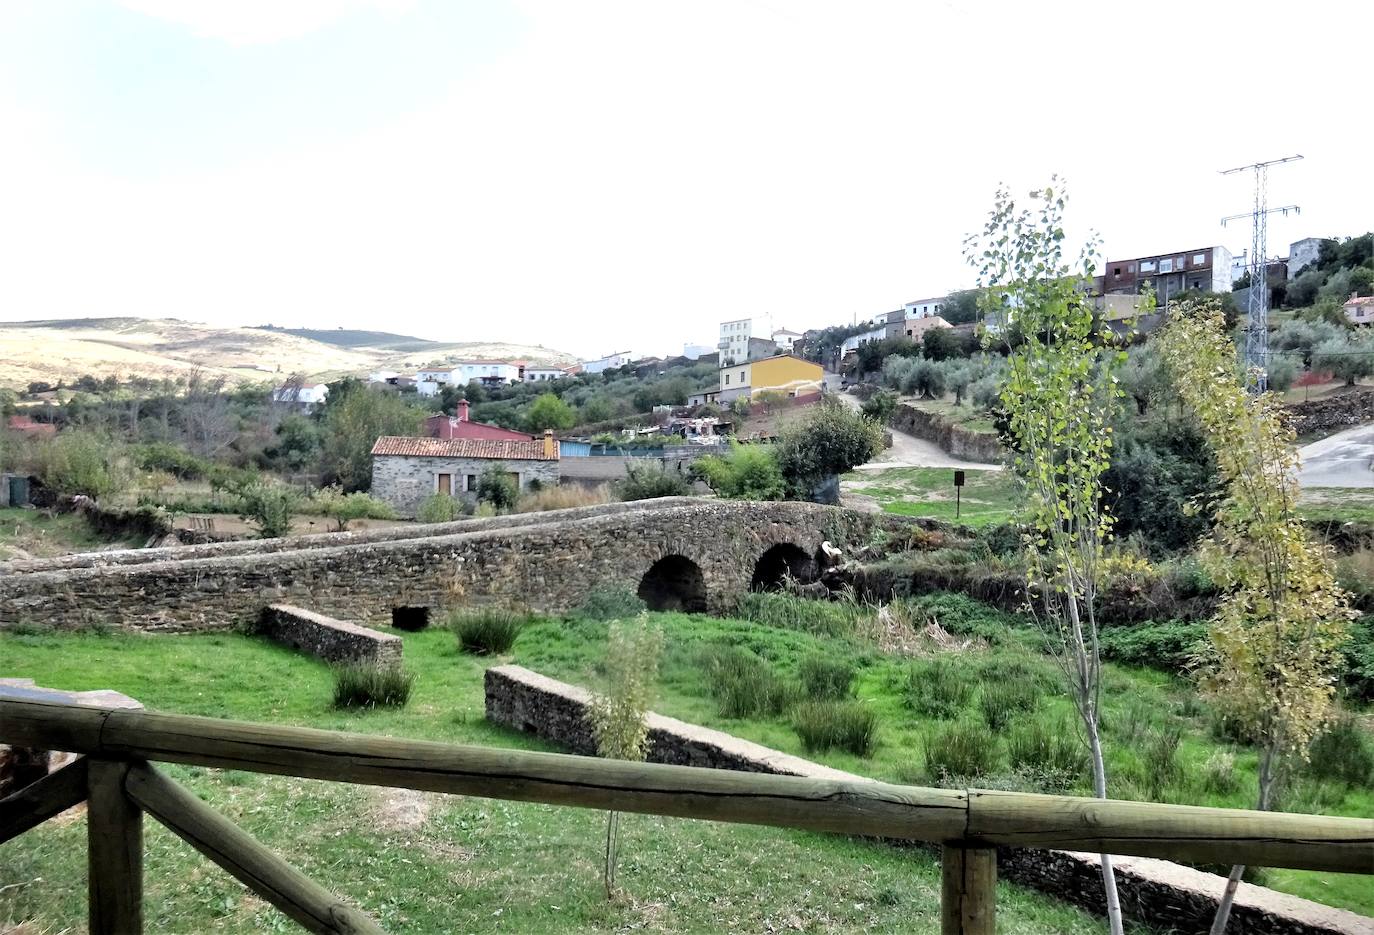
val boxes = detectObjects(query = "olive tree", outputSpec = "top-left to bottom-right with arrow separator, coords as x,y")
966,180 -> 1127,935
773,398 -> 883,502
1157,302 -> 1352,934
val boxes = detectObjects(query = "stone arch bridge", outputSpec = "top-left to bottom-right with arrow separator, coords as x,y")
0,498 -> 941,632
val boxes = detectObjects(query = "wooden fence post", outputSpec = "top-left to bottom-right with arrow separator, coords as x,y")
88,759 -> 142,934
941,843 -> 995,935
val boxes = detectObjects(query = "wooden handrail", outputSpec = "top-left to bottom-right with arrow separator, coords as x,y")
3,697 -> 1371,875
0,756 -> 88,845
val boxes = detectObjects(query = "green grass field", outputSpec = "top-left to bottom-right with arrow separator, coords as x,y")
4,596 -> 1371,927
1,621 -> 1113,934
843,467 -> 1019,527
0,506 -> 139,561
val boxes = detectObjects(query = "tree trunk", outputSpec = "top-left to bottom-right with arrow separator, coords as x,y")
1086,716 -> 1126,935
1210,748 -> 1278,934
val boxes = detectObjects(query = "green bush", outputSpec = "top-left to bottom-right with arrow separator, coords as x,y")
978,679 -> 1040,730
416,492 -> 466,524
616,462 -> 691,501
923,720 -> 1000,781
700,645 -> 797,718
34,430 -> 127,499
575,586 -> 647,622
450,607 -> 526,655
1339,617 -> 1374,700
235,480 -> 299,539
905,657 -> 975,719
1200,751 -> 1241,795
1007,719 -> 1088,789
894,592 -> 1023,644
1099,620 -> 1208,673
133,442 -> 209,479
797,654 -> 855,700
1139,723 -> 1185,799
331,662 -> 415,709
1305,714 -> 1374,787
477,466 -> 519,511
692,443 -> 785,500
793,700 -> 877,756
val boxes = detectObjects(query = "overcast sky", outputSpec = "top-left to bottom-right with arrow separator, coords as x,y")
1,1 -> 1369,359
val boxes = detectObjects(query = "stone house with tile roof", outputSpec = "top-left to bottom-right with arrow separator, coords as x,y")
370,433 -> 560,517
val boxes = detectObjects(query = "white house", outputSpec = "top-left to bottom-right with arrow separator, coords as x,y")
453,361 -> 520,385
367,369 -> 400,384
718,318 -> 766,365
271,382 -> 329,407
904,296 -> 946,319
582,351 -> 632,374
771,327 -> 802,351
840,326 -> 887,356
523,367 -> 566,382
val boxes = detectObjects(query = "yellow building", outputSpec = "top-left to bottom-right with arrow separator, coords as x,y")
719,354 -> 824,402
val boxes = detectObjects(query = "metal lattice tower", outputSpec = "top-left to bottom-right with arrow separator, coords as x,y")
1220,155 -> 1302,392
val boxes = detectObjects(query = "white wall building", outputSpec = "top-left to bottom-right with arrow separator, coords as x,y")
904,296 -> 946,319
271,382 -> 329,407
771,328 -> 801,351
523,367 -> 565,382
840,326 -> 887,356
581,351 -> 633,375
1288,238 -> 1323,280
718,318 -> 766,365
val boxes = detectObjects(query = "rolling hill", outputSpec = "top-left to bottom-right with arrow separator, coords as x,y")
0,317 -> 579,390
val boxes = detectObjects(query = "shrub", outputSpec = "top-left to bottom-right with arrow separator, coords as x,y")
616,462 -> 691,501
1305,714 -> 1374,787
793,700 -> 877,756
133,442 -> 208,479
773,399 -> 884,501
1201,751 -> 1241,795
450,607 -> 526,655
797,654 -> 855,700
905,657 -> 975,719
416,492 -> 465,524
1339,616 -> 1374,700
236,480 -> 299,539
311,485 -> 397,530
477,466 -> 519,511
576,586 -> 647,622
923,720 -> 1000,781
978,679 -> 1040,730
33,430 -> 127,499
332,662 -> 414,709
700,645 -> 796,718
692,443 -> 786,500
1007,719 -> 1088,788
1099,620 -> 1208,673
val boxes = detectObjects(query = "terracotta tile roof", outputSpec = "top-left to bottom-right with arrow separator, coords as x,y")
370,435 -> 557,460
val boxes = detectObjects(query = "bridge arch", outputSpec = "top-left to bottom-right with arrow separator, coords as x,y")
638,554 -> 708,613
750,542 -> 818,592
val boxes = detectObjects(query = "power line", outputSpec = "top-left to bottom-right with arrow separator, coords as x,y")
1219,155 -> 1303,392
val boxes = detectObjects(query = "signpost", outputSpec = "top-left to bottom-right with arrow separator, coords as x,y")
953,470 -> 965,520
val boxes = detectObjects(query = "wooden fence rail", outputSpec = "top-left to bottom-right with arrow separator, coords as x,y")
2,696 -> 1372,935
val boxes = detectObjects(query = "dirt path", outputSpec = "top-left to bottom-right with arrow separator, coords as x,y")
835,392 -> 1001,471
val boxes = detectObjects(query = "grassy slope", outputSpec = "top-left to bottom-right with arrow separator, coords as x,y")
901,397 -> 997,433
1,626 -> 1108,935
0,506 -> 138,560
842,467 -> 1018,527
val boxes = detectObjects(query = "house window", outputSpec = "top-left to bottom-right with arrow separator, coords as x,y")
1113,267 -> 1121,275
1140,261 -> 1156,273
724,374 -> 730,385
1159,258 -> 1173,273
1193,253 -> 1205,265
465,474 -> 478,491
739,370 -> 745,382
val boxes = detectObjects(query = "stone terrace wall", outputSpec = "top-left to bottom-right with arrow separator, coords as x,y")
1284,388 -> 1374,437
255,604 -> 401,666
484,665 -> 1372,935
890,403 -> 1004,463
0,501 -> 937,632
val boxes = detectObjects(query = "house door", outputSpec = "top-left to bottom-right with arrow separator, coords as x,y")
437,473 -> 452,495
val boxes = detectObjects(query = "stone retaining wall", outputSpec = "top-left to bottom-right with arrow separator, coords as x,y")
1284,388 -> 1374,437
0,500 -> 937,632
484,664 -> 1371,935
890,403 -> 1004,463
255,604 -> 402,666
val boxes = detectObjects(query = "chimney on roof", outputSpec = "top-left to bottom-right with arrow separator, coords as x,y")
543,428 -> 556,459
457,399 -> 470,422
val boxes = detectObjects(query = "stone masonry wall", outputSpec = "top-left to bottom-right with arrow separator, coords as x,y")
1283,388 -> 1374,437
484,665 -> 1372,935
255,604 -> 402,666
890,402 -> 1004,463
372,454 -> 560,518
0,500 -> 935,632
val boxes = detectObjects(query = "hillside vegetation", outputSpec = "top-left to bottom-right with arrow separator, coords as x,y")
0,317 -> 576,389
